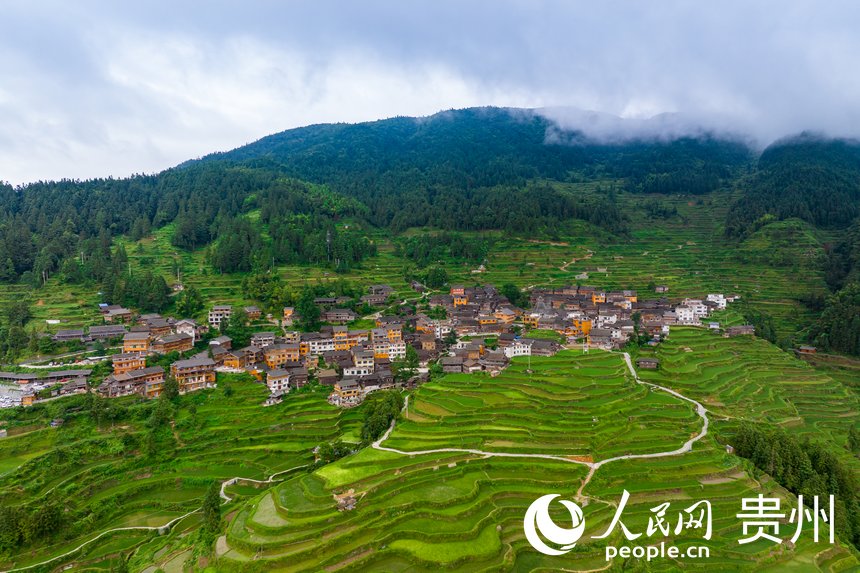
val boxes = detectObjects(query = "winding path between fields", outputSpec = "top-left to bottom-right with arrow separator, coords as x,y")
3,352 -> 709,572
0,465 -> 308,573
373,351 -> 710,499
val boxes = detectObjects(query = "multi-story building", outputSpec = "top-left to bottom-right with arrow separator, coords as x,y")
244,305 -> 262,320
503,340 -> 532,358
266,369 -> 291,394
123,332 -> 150,354
151,333 -> 194,354
98,366 -> 165,399
322,308 -> 357,324
112,352 -> 147,375
175,319 -> 207,343
170,357 -> 216,393
208,305 -> 232,329
250,332 -> 276,349
88,325 -> 127,340
333,378 -> 362,405
282,307 -> 295,325
264,343 -> 302,369
343,350 -> 375,377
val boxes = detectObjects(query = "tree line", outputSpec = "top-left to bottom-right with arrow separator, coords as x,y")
731,423 -> 860,549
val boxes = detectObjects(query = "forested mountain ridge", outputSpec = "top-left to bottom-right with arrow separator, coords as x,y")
192,107 -> 753,230
725,133 -> 860,238
1,108 -> 859,353
0,107 -> 754,285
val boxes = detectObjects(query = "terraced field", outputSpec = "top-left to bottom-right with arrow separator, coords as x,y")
385,351 -> 700,459
467,192 -> 826,338
637,327 -> 860,458
0,190 -> 827,344
215,343 -> 860,572
0,376 -> 361,573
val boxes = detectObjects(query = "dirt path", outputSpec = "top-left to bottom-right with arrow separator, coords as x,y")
373,351 -> 710,499
1,465 -> 309,573
558,249 -> 594,273
4,353 -> 710,573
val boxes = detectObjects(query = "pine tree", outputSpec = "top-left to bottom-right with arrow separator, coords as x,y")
202,481 -> 222,533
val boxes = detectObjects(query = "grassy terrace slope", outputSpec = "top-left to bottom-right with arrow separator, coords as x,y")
0,376 -> 360,572
0,188 -> 828,344
386,351 -> 700,459
468,191 -> 826,338
217,344 -> 860,571
637,327 -> 860,459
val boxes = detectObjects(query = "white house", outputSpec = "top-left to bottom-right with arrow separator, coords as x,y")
503,340 -> 532,358
706,293 -> 727,309
675,306 -> 698,325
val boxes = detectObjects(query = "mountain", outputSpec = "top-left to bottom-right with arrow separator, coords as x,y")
194,106 -> 752,199
725,133 -> 860,238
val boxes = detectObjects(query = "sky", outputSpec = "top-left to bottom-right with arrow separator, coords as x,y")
1,0 -> 860,185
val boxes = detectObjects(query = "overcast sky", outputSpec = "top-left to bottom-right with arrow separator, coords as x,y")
2,0 -> 859,185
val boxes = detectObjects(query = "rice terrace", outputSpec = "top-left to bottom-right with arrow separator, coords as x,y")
3,4 -> 860,571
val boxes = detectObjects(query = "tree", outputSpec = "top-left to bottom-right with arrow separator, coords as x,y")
444,329 -> 457,347
162,375 -> 179,401
316,440 -> 352,465
296,288 -> 320,331
221,308 -> 252,347
393,345 -> 419,383
500,283 -> 526,308
29,500 -> 62,539
175,285 -> 204,318
0,506 -> 22,551
424,266 -> 448,288
202,481 -> 221,533
360,391 -> 404,443
111,555 -> 130,573
149,395 -> 174,429
90,393 -> 106,426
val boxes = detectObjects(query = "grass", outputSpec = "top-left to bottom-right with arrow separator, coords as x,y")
0,190 -> 829,347
0,375 -> 360,572
386,350 -> 699,459
211,329 -> 860,572
0,189 -> 855,571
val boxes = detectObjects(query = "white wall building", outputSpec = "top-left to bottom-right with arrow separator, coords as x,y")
706,293 -> 727,309
503,340 -> 532,358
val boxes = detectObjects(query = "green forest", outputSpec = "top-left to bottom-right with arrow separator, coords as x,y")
1,107 -> 860,355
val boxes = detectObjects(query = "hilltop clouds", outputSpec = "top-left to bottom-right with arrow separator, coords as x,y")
1,1 -> 859,183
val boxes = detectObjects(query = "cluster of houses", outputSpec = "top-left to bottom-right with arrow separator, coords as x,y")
98,312 -> 214,399
523,286 -> 740,350
3,280 -> 757,410
210,318 -> 420,407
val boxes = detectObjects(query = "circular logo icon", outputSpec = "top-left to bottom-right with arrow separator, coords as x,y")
524,494 -> 586,555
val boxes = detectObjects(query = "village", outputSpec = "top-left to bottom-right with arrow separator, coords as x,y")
0,282 -> 746,410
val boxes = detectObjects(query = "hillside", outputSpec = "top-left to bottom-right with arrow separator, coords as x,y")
2,108 -> 859,359
1,109 -> 860,572
725,133 -> 860,238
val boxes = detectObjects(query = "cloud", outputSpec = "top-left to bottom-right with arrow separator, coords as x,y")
1,1 -> 860,184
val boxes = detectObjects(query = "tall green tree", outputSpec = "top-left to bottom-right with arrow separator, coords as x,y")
202,481 -> 222,533
296,288 -> 320,331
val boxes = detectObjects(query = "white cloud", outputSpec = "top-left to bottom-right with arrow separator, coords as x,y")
0,30 -> 538,185
1,1 -> 860,184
